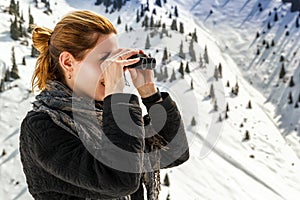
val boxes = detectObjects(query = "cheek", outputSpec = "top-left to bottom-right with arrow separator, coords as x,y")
74,63 -> 103,97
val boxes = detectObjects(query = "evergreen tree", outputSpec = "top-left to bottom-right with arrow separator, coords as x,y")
288,91 -> 293,104
145,0 -> 150,11
27,6 -> 34,33
286,31 -> 290,36
164,173 -> 170,186
218,63 -> 223,78
145,35 -> 150,49
218,114 -> 223,122
279,64 -> 286,79
31,44 -> 39,57
152,8 -> 157,15
192,28 -> 198,42
214,99 -> 218,111
178,61 -> 184,78
256,32 -> 260,38
298,93 -> 300,102
155,0 -> 162,7
226,102 -> 229,112
280,55 -> 285,62
116,0 -> 123,10
289,76 -> 295,87
271,39 -> 275,46
225,111 -> 229,119
164,67 -> 168,81
191,79 -> 194,89
256,48 -> 260,56
117,16 -> 121,24
10,47 -> 20,79
214,65 -> 219,81
136,9 -> 140,23
189,40 -> 196,62
232,80 -> 239,96
156,19 -> 161,28
95,0 -> 103,6
174,5 -> 179,17
247,100 -> 252,109
170,19 -> 178,31
150,15 -> 154,28
166,193 -> 170,200
20,11 -> 24,22
226,80 -> 230,87
204,45 -> 209,64
267,22 -> 271,29
0,79 -> 4,92
169,68 -> 176,82
296,17 -> 299,28
140,4 -> 144,17
163,0 -> 167,3
33,0 -> 38,7
265,42 -> 270,49
103,0 -> 111,7
9,0 -> 16,15
179,40 -> 185,59
209,83 -> 215,100
162,47 -> 168,63
191,116 -> 196,126
179,22 -> 184,34
4,69 -> 11,82
242,130 -> 250,142
294,101 -> 299,108
10,15 -> 21,40
274,11 -> 278,22
143,15 -> 149,29
185,61 -> 190,73
199,54 -> 204,68
22,56 -> 26,65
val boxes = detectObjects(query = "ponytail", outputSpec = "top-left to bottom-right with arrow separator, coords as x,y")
31,25 -> 53,91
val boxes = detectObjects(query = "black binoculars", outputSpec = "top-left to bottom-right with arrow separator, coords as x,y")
126,54 -> 156,70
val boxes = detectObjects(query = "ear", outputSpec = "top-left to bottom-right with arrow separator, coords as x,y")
59,51 -> 75,72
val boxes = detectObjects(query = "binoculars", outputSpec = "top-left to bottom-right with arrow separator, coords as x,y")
126,54 -> 156,70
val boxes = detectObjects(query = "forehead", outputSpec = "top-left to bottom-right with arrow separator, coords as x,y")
90,33 -> 118,54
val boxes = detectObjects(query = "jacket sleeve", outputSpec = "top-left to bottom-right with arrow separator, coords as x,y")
143,92 -> 189,169
22,93 -> 144,198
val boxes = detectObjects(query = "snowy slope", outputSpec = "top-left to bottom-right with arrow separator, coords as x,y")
173,0 -> 300,156
0,0 -> 300,199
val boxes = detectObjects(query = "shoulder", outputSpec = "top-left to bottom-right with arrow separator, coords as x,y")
21,111 -> 55,134
21,111 -> 81,151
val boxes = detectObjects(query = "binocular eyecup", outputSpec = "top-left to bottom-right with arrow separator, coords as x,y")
125,54 -> 156,70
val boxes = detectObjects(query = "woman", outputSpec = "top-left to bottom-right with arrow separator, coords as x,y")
20,10 -> 189,200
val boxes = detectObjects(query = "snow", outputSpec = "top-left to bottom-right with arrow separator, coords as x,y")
0,0 -> 300,199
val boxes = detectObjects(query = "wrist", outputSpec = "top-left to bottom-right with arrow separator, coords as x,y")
137,83 -> 157,98
104,85 -> 124,98
141,88 -> 162,104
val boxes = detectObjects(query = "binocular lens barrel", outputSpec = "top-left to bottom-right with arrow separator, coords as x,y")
126,54 -> 156,70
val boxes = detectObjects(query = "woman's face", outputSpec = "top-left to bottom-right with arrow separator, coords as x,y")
72,33 -> 118,101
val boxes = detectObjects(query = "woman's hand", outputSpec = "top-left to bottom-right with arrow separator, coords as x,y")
127,50 -> 157,98
101,48 -> 140,98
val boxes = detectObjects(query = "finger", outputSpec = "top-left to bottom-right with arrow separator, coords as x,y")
128,68 -> 137,80
118,49 -> 139,60
117,57 -> 140,66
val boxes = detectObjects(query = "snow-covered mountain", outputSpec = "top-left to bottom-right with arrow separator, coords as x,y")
0,0 -> 300,199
